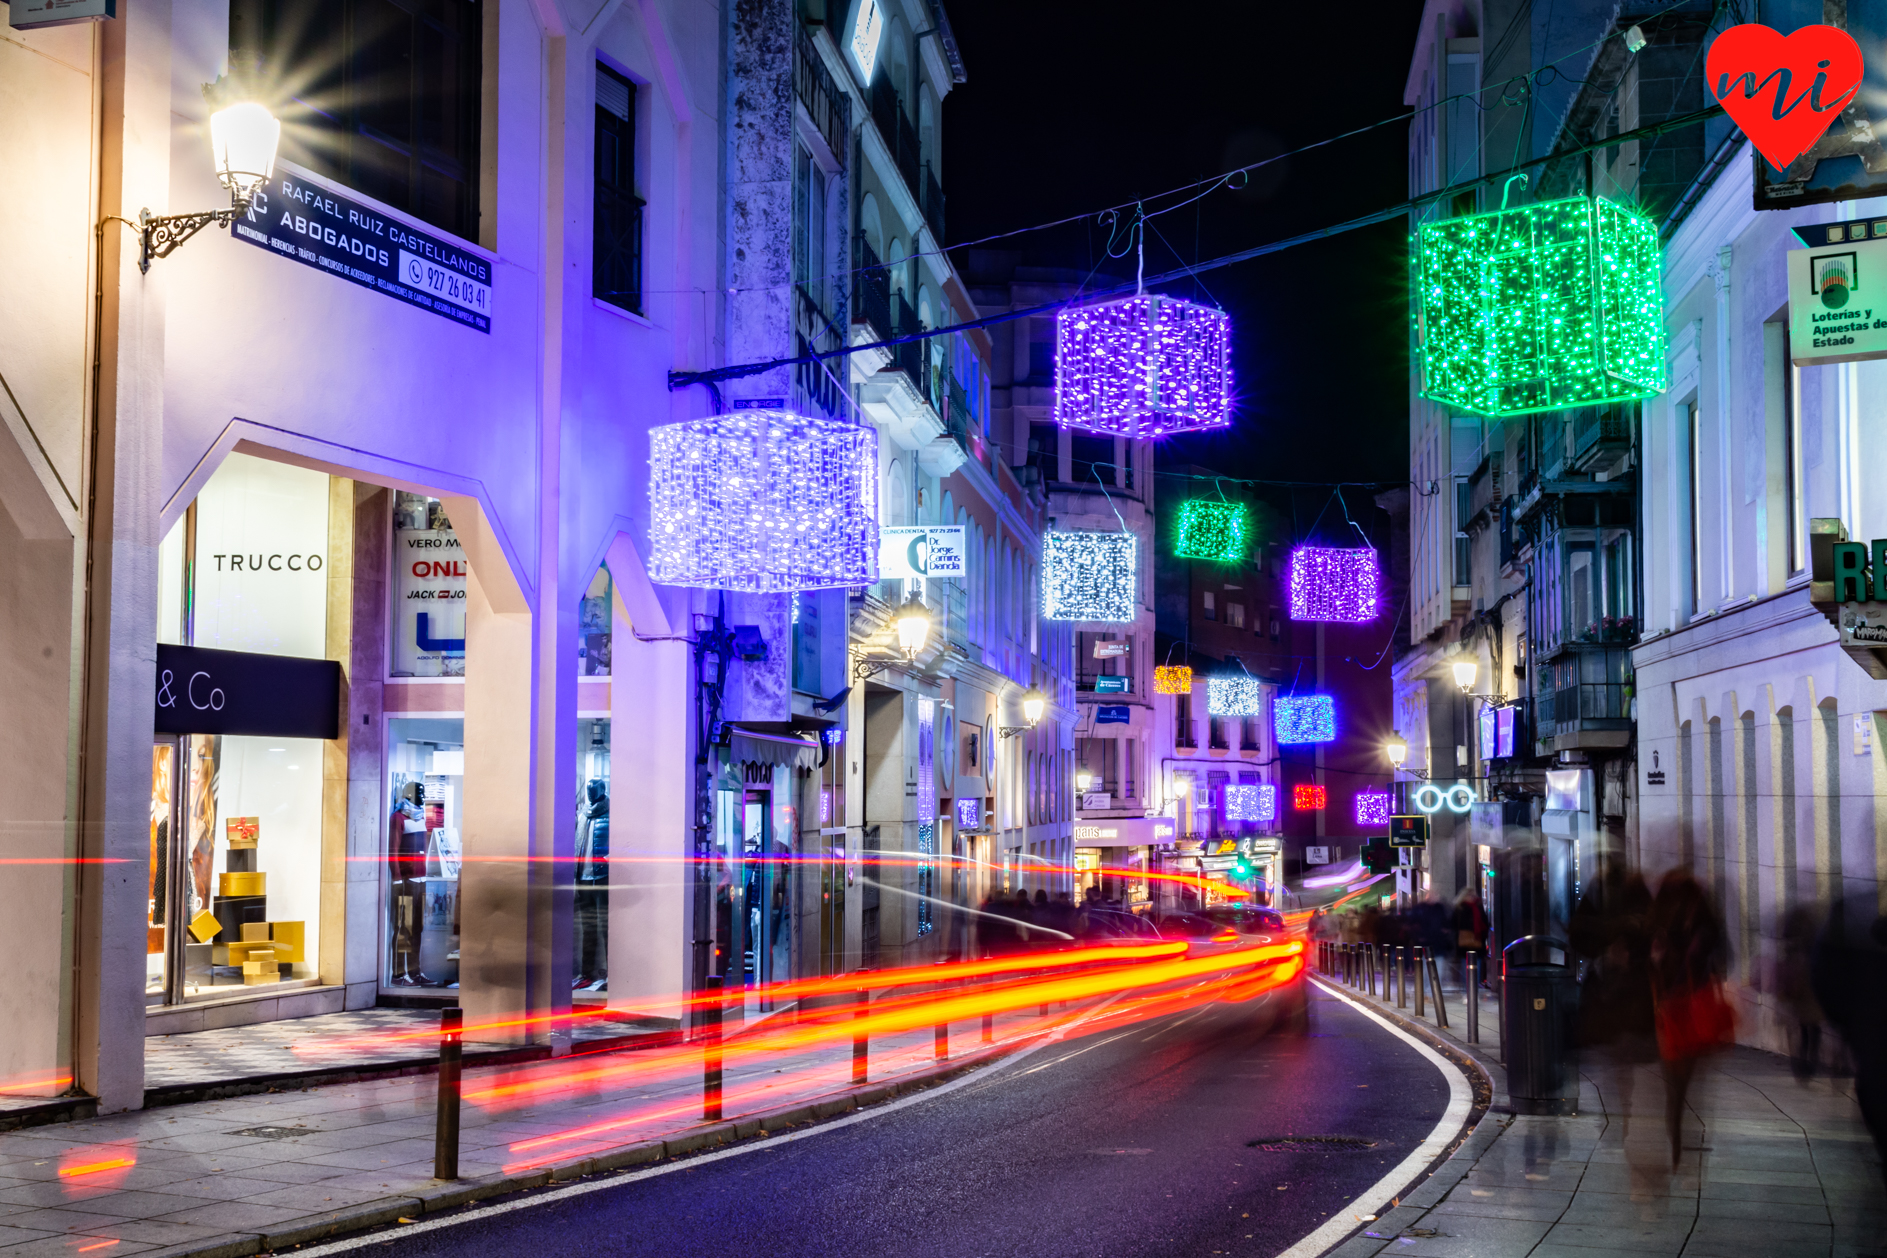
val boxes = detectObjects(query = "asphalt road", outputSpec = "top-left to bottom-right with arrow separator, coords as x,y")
337,983 -> 1459,1258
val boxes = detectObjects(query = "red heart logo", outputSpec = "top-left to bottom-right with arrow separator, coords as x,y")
1709,24 -> 1863,171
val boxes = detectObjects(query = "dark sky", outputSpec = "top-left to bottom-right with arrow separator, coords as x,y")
942,1 -> 1429,493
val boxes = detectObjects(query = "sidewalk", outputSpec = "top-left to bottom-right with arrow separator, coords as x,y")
0,999 -> 1079,1258
1313,954 -> 1886,1258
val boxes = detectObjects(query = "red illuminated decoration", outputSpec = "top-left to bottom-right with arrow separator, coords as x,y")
1293,783 -> 1327,810
1708,24 -> 1862,171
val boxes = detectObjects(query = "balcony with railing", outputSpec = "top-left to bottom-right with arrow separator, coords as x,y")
794,283 -> 847,420
868,77 -> 923,211
853,238 -> 893,342
794,27 -> 850,168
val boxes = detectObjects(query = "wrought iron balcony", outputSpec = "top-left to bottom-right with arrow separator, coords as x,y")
921,162 -> 946,241
794,27 -> 850,168
853,238 -> 893,341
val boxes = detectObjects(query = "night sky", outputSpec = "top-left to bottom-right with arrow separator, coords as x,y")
942,1 -> 1429,494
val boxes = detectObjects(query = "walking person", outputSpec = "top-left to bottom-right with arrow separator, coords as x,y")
1571,865 -> 1657,1191
1648,870 -> 1733,1169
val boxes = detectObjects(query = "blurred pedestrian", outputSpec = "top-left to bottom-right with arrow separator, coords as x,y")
1811,894 -> 1887,1188
1779,905 -> 1824,1079
1570,867 -> 1655,1143
1013,888 -> 1039,949
1648,869 -> 1733,1169
1453,889 -> 1490,971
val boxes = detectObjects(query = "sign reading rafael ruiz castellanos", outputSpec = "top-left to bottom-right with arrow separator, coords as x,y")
232,162 -> 492,333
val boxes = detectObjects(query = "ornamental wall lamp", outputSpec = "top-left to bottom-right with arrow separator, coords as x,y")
140,98 -> 280,273
998,687 -> 1047,738
852,595 -> 933,680
1449,655 -> 1505,703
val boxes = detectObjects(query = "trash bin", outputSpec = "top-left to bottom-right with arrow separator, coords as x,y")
1501,935 -> 1577,1115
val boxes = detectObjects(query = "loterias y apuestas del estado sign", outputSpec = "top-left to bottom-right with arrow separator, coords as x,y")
232,164 -> 492,333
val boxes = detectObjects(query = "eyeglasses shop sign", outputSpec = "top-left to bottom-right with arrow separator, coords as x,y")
232,164 -> 492,333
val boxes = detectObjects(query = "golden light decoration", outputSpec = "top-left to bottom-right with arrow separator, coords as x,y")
1153,665 -> 1194,695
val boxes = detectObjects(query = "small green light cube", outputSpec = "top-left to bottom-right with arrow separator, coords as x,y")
1174,499 -> 1249,562
1417,196 -> 1666,417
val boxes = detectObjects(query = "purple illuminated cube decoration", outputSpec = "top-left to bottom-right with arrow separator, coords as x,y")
1288,546 -> 1381,624
1054,294 -> 1233,438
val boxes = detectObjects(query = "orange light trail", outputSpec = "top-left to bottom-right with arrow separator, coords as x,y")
59,1159 -> 134,1178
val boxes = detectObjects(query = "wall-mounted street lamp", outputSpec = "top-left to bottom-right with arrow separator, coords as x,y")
140,98 -> 280,273
999,687 -> 1046,738
1451,655 -> 1478,694
1385,732 -> 1408,769
853,595 -> 933,680
1076,769 -> 1094,793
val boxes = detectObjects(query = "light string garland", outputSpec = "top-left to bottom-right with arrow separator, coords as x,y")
1173,499 -> 1250,562
648,409 -> 878,592
1288,546 -> 1381,623
1054,294 -> 1233,438
1041,530 -> 1138,622
1293,783 -> 1327,811
1416,195 -> 1667,417
1207,674 -> 1264,717
1153,664 -> 1194,695
1274,694 -> 1336,745
1354,791 -> 1391,826
1224,783 -> 1277,823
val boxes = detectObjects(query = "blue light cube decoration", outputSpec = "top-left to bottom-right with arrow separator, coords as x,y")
1274,694 -> 1336,745
648,409 -> 879,592
1415,195 -> 1666,417
1224,783 -> 1277,823
1207,674 -> 1264,716
1054,294 -> 1233,437
956,796 -> 982,829
1041,530 -> 1137,622
1289,546 -> 1380,623
1173,499 -> 1249,562
1354,791 -> 1391,826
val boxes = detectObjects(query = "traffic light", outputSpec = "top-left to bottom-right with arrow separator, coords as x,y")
1361,842 -> 1395,875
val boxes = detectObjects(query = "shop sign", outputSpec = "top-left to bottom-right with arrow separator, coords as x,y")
1093,640 -> 1130,658
1788,223 -> 1887,365
1388,814 -> 1430,848
1095,704 -> 1131,724
9,0 -> 113,28
1080,792 -> 1112,810
1304,845 -> 1330,865
155,644 -> 340,739
394,498 -> 467,677
1645,748 -> 1666,786
233,164 -> 492,333
878,526 -> 966,579
1093,675 -> 1130,693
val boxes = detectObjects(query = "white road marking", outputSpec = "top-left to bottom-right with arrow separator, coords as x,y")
289,996 -> 1125,1256
1019,1029 -> 1136,1074
1270,979 -> 1476,1258
1140,1005 -> 1209,1042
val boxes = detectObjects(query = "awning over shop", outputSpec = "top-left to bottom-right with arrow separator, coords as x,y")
728,727 -> 820,768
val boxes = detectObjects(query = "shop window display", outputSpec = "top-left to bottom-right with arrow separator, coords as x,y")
579,569 -> 612,675
574,718 -> 611,993
147,453 -> 330,1002
391,493 -> 467,677
385,719 -> 465,987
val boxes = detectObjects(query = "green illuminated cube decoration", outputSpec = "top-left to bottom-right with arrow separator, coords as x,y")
1173,499 -> 1249,562
1416,196 -> 1666,417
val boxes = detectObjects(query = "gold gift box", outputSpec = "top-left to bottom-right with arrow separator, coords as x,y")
217,941 -> 278,965
187,909 -> 221,943
267,921 -> 305,965
218,871 -> 266,897
226,816 -> 259,849
242,959 -> 279,984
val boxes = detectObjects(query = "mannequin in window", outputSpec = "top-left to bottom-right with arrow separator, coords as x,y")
574,778 -> 610,991
389,780 -> 429,984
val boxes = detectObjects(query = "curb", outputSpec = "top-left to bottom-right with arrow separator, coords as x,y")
122,1036 -> 1028,1258
1309,977 -> 1509,1258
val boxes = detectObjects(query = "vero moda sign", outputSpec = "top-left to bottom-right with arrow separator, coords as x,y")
1708,22 -> 1864,171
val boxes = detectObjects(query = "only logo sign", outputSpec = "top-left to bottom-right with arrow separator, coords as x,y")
1708,23 -> 1864,171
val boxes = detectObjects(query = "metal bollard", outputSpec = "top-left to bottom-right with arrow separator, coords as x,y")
703,976 -> 724,1121
1396,947 -> 1408,1009
432,1007 -> 462,1181
935,1018 -> 948,1061
1427,952 -> 1450,1029
982,1011 -> 994,1043
1466,954 -> 1480,1044
852,975 -> 870,1084
1412,948 -> 1426,1017
1366,946 -> 1377,997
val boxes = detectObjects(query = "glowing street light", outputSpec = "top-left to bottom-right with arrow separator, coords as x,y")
1451,656 -> 1478,694
140,92 -> 281,272
1385,732 -> 1408,769
893,596 -> 932,661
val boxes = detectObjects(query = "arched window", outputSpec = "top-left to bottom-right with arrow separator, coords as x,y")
859,193 -> 884,261
885,457 -> 907,527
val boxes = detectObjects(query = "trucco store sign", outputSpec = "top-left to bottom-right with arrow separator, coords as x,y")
233,163 -> 492,334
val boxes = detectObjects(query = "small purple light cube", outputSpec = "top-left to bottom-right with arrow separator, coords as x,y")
1354,792 -> 1391,827
1054,294 -> 1233,438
